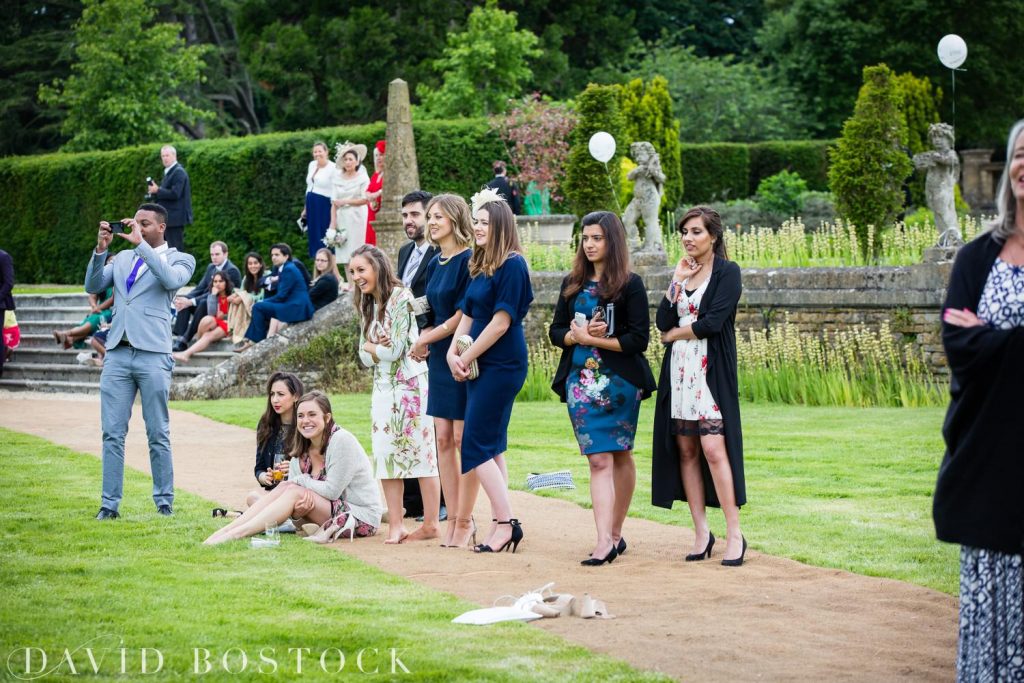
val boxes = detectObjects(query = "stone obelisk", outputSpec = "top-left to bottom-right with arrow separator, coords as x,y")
375,79 -> 420,262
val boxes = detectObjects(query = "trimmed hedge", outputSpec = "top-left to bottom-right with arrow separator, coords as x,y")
680,143 -> 750,204
678,139 -> 835,204
1,121 -> 833,282
748,140 -> 834,193
0,119 -> 503,284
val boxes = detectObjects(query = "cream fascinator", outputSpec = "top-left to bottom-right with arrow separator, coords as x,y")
470,187 -> 507,215
335,141 -> 368,167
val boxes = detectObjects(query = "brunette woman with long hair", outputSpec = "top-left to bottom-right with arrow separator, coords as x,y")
549,211 -> 656,565
204,391 -> 383,545
652,206 -> 747,566
409,193 -> 476,547
244,371 -> 304,507
447,188 -> 533,553
349,244 -> 440,544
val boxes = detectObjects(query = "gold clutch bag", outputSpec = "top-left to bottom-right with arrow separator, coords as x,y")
455,334 -> 479,380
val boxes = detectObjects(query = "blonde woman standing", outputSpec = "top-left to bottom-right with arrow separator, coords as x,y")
349,244 -> 441,544
410,193 -> 475,548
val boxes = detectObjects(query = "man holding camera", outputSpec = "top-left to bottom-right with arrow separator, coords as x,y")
86,204 -> 196,520
147,145 -> 192,252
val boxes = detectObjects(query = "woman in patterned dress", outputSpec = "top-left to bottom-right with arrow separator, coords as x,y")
937,119 -> 1024,682
549,211 -> 656,565
652,206 -> 747,566
349,244 -> 440,544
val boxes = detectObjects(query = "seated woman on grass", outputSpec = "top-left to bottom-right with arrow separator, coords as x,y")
245,371 -> 304,507
173,272 -> 233,363
204,391 -> 383,545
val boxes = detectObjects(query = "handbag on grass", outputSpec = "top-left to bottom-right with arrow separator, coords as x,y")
455,334 -> 479,380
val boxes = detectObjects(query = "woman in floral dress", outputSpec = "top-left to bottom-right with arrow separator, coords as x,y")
652,206 -> 747,566
348,244 -> 440,544
549,212 -> 656,565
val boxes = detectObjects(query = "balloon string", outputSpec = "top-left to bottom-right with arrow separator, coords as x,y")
603,161 -> 623,214
951,70 -> 956,130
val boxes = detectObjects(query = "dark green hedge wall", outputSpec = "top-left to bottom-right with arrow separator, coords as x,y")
1,123 -> 831,283
748,140 -> 834,193
680,143 -> 750,204
0,119 -> 503,284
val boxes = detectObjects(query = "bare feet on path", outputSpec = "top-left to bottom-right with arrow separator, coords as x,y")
0,397 -> 958,682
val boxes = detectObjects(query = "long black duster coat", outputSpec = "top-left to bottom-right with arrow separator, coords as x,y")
651,256 -> 746,509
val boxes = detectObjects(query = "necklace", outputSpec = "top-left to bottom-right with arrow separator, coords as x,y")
438,248 -> 467,265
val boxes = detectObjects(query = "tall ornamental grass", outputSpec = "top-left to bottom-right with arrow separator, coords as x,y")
737,320 -> 946,407
518,321 -> 946,408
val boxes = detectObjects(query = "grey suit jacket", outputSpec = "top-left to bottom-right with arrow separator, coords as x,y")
85,242 -> 196,353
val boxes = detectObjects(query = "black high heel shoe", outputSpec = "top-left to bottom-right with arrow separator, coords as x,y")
721,536 -> 747,567
474,519 -> 523,553
616,537 -> 627,555
685,532 -> 715,561
581,544 -> 618,566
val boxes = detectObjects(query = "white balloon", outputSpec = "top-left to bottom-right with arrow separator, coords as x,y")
937,34 -> 967,69
588,132 -> 616,163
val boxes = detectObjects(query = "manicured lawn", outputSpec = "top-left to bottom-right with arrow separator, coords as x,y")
174,397 -> 959,595
12,284 -> 84,295
0,428 -> 666,682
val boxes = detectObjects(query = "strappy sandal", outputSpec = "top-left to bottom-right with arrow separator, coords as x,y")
572,592 -> 614,619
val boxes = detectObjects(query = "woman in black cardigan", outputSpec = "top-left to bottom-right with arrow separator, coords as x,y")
549,211 -> 656,565
652,206 -> 746,566
245,372 -> 305,507
936,119 -> 1024,681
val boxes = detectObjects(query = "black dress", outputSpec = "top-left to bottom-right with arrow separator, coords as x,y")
651,256 -> 745,509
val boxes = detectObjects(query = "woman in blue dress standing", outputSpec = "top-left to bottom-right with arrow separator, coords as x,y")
549,212 -> 656,565
447,188 -> 533,554
301,141 -> 337,260
410,193 -> 476,548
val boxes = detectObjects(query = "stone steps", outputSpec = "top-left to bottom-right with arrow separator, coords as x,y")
4,292 -> 234,394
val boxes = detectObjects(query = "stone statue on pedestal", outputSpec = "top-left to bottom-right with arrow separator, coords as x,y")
622,142 -> 666,256
913,123 -> 963,248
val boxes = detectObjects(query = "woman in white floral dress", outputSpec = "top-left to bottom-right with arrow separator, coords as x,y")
652,206 -> 747,567
348,245 -> 440,544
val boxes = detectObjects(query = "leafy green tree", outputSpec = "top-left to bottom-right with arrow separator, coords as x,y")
39,0 -> 211,151
0,0 -> 81,156
757,0 -> 1024,146
619,77 -> 683,208
564,84 -> 626,216
895,71 -> 941,206
608,41 -> 808,142
628,1 -> 765,57
417,1 -> 540,118
828,65 -> 912,258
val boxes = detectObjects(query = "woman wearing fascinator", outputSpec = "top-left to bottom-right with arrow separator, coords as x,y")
447,187 -> 534,554
328,141 -> 370,285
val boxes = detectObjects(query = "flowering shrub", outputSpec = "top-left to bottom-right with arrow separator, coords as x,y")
491,94 -> 576,203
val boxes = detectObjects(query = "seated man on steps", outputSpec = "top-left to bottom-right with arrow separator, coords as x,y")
234,243 -> 314,352
172,241 -> 241,351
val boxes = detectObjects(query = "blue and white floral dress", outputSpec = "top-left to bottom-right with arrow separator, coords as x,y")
956,258 -> 1024,682
565,282 -> 642,455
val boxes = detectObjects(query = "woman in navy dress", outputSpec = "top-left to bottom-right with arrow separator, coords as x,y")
447,189 -> 533,554
549,212 -> 656,565
410,193 -> 475,548
301,142 -> 337,259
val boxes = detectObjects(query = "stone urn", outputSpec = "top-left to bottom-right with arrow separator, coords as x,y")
517,214 -> 576,245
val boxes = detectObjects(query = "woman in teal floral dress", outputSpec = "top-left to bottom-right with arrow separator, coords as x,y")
549,212 -> 656,565
349,245 -> 440,545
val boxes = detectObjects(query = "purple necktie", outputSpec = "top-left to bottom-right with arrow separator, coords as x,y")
125,255 -> 144,292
